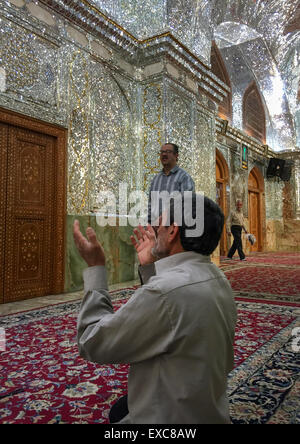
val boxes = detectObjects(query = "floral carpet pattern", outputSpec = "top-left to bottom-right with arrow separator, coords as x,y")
0,290 -> 133,424
228,301 -> 300,424
221,252 -> 300,423
225,267 -> 300,297
0,252 -> 299,424
221,252 -> 300,304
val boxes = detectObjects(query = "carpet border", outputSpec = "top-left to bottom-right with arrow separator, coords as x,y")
0,286 -> 139,319
228,318 -> 299,395
235,297 -> 300,308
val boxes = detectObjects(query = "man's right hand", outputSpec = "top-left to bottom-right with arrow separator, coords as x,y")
73,220 -> 106,267
130,224 -> 157,266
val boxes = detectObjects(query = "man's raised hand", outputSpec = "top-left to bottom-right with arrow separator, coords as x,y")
73,220 -> 106,267
130,224 -> 156,266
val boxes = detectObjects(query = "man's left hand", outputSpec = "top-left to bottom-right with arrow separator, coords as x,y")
131,224 -> 156,266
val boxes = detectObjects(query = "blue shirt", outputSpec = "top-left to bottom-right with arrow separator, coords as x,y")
148,165 -> 195,223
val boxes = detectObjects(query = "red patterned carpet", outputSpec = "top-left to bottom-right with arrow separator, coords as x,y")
0,293 -> 132,425
0,251 -> 299,424
221,251 -> 300,304
242,254 -> 300,266
220,251 -> 300,266
226,267 -> 300,297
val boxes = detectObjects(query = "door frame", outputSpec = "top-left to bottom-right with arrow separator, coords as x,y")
216,149 -> 229,256
0,107 -> 67,302
248,166 -> 265,252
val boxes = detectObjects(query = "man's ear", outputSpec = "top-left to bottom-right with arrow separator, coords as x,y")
168,223 -> 180,241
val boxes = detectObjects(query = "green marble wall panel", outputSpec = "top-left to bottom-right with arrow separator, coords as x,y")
65,215 -> 137,292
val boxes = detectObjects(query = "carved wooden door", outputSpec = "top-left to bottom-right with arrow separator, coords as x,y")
0,122 -> 64,303
216,181 -> 226,256
216,160 -> 227,257
0,124 -> 8,304
248,191 -> 259,252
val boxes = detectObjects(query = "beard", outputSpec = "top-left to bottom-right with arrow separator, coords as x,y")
152,237 -> 169,260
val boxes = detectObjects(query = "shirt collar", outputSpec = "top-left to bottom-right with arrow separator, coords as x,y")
162,165 -> 179,175
154,251 -> 211,275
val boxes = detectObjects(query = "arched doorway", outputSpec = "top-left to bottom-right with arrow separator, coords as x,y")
248,167 -> 264,252
216,150 -> 229,256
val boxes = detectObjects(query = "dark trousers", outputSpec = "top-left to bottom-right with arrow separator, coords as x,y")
228,225 -> 245,260
109,395 -> 129,423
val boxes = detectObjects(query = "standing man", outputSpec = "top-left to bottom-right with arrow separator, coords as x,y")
148,143 -> 195,224
226,200 -> 248,261
74,194 -> 237,424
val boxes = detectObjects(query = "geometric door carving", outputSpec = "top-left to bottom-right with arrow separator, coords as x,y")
216,150 -> 229,256
0,124 -> 8,304
0,109 -> 67,304
248,167 -> 264,253
248,190 -> 260,252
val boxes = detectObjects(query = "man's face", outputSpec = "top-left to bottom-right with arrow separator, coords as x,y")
236,201 -> 243,211
160,144 -> 178,169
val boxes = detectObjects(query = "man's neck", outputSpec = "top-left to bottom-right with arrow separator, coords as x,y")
154,245 -> 186,260
163,163 -> 177,175
170,244 -> 186,256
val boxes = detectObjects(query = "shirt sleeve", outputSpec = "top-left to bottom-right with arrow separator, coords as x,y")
77,266 -> 173,365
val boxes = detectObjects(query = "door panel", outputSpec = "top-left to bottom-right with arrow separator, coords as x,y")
0,124 -> 8,304
3,126 -> 56,303
249,191 -> 259,252
216,181 -> 226,256
216,181 -> 223,208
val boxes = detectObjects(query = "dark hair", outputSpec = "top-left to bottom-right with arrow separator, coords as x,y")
165,143 -> 179,155
169,194 -> 224,256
